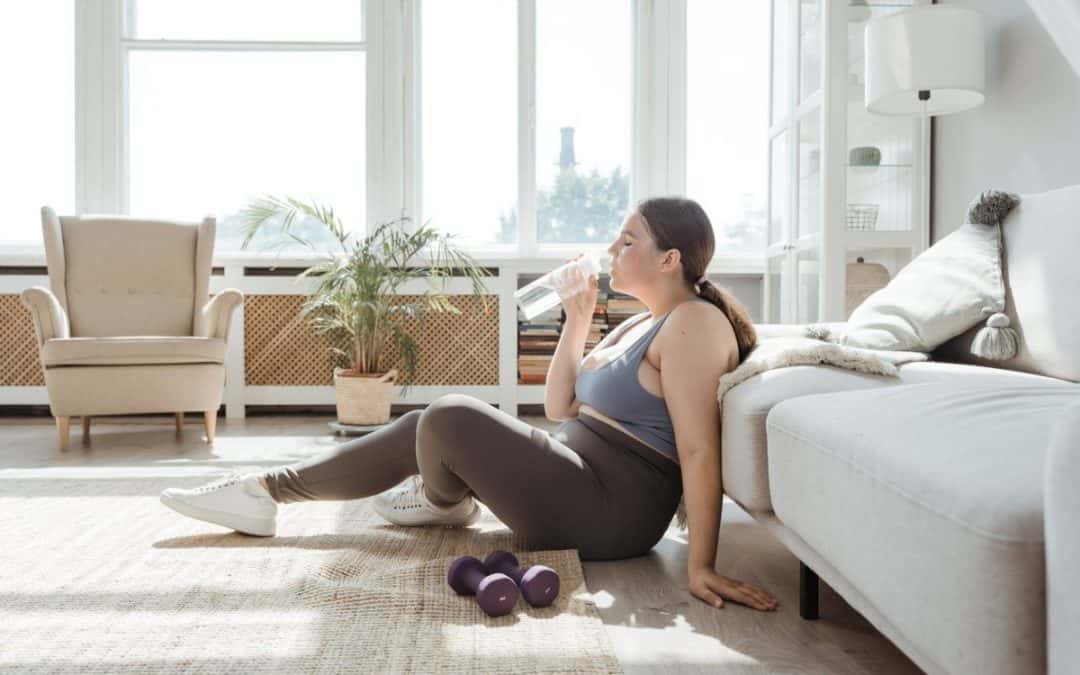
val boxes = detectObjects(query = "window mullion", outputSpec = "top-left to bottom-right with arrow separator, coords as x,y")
518,0 -> 537,257
403,0 -> 421,234
636,0 -> 678,199
366,0 -> 404,236
76,0 -> 123,214
631,0 -> 652,202
667,0 -> 687,197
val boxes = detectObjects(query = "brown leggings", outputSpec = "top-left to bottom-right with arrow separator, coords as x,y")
261,393 -> 684,561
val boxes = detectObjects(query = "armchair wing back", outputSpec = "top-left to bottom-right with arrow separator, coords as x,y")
41,206 -> 215,338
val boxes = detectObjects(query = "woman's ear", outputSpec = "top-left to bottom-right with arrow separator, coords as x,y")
661,248 -> 681,272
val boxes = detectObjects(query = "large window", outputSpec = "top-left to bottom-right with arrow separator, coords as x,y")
125,0 -> 366,253
3,2 -> 772,269
420,0 -> 517,249
534,0 -> 631,244
686,1 -> 770,256
1,1 -> 75,245
421,1 -> 632,250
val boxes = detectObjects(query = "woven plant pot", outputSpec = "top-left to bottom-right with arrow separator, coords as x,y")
333,367 -> 399,425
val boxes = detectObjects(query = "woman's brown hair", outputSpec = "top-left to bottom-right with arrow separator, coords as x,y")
635,196 -> 758,361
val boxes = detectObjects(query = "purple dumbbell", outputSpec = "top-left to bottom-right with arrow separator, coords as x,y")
447,555 -> 519,617
483,551 -> 560,608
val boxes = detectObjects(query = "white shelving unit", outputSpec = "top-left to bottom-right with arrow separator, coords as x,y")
765,0 -> 931,324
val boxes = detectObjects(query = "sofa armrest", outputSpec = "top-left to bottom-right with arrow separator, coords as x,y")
194,288 -> 244,340
755,322 -> 848,341
19,286 -> 70,347
1047,401 -> 1080,675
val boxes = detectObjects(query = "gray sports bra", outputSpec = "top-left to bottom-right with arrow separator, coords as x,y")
574,297 -> 712,464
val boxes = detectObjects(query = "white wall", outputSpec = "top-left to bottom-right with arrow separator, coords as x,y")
718,276 -> 763,323
933,0 -> 1080,240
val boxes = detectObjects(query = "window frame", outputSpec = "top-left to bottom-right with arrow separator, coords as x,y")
116,0 -> 373,241
3,0 -> 764,274
406,0 -> 762,271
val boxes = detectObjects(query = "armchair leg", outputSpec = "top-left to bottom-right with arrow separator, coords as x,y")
800,561 -> 820,620
204,410 -> 217,444
175,412 -> 184,434
56,416 -> 70,452
81,416 -> 91,445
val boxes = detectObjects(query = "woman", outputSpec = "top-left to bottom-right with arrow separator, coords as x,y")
161,196 -> 777,612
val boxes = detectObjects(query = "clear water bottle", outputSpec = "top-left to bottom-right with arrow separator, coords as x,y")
515,252 -> 603,321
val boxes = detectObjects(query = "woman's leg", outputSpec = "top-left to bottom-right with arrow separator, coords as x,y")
413,394 -> 618,556
262,409 -> 424,503
260,393 -> 679,560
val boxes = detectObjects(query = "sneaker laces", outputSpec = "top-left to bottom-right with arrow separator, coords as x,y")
191,470 -> 248,494
389,475 -> 439,510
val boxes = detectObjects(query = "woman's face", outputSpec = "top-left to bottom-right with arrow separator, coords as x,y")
606,211 -> 659,295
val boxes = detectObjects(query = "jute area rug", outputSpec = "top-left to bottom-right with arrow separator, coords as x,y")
0,473 -> 622,674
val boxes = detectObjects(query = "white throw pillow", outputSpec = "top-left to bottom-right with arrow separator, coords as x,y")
826,190 -> 1021,357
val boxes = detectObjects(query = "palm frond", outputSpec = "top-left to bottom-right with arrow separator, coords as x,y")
240,195 -> 493,374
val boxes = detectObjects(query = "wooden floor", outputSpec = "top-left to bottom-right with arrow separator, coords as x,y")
0,412 -> 922,674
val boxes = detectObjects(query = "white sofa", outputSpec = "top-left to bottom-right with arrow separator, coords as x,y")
19,207 -> 243,450
724,184 -> 1080,675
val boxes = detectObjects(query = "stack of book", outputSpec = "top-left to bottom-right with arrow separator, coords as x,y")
516,291 -> 614,386
586,291 -> 608,351
517,285 -> 649,387
605,292 -> 648,329
517,304 -> 561,385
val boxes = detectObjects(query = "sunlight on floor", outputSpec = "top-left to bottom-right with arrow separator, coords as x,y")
604,621 -> 761,668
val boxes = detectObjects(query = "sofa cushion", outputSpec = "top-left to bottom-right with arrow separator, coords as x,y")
1046,401 -> 1080,675
842,197 -> 1015,353
766,382 -> 1080,675
41,336 -> 226,367
935,183 -> 1080,383
721,365 -> 897,512
895,360 -> 1071,386
721,360 -> 1066,513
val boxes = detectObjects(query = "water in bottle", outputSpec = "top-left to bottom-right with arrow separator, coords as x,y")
515,253 -> 603,321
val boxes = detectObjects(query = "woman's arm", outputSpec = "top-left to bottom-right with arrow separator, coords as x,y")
659,303 -> 777,611
659,306 -> 728,572
543,259 -> 598,421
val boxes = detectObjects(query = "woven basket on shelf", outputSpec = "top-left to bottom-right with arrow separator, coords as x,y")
846,203 -> 879,230
845,258 -> 891,318
333,368 -> 399,425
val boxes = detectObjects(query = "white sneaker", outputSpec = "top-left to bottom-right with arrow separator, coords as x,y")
160,471 -> 278,536
372,475 -> 482,527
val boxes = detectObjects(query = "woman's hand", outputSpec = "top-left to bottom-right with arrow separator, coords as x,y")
689,566 -> 778,612
557,253 -> 599,323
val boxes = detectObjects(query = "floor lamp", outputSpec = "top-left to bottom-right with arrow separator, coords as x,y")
865,6 -> 987,249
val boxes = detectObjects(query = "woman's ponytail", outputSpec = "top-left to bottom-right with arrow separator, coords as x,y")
696,278 -> 757,361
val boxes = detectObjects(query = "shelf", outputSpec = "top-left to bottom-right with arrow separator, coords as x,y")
516,385 -> 547,405
847,163 -> 911,168
845,229 -> 915,247
767,1 -> 926,325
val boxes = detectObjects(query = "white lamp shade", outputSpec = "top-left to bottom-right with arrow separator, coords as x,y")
865,6 -> 986,116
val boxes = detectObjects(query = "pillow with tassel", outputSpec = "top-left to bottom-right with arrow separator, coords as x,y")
809,190 -> 1021,360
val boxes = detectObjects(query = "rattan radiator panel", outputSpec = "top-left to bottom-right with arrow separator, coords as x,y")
244,294 -> 500,386
0,295 -> 46,386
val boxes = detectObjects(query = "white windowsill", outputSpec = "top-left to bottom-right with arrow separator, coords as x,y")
0,243 -> 765,275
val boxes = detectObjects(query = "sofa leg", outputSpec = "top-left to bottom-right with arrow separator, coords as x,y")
56,416 -> 70,452
800,561 -> 820,620
81,416 -> 91,444
175,412 -> 184,434
204,410 -> 216,444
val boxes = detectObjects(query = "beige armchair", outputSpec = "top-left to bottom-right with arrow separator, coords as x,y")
20,206 -> 243,450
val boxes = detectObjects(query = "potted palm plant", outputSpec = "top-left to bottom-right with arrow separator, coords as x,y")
240,196 -> 493,425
